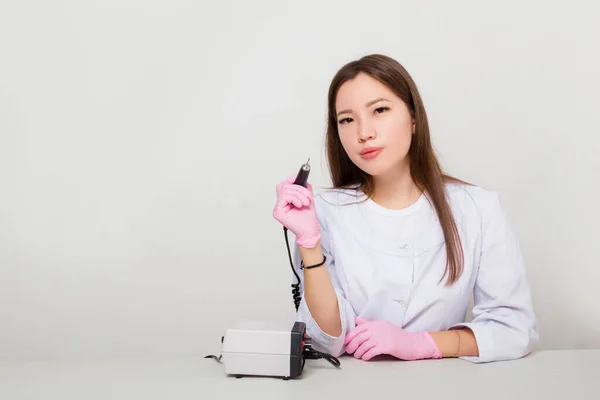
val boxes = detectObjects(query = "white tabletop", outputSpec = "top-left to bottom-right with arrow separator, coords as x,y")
1,349 -> 598,399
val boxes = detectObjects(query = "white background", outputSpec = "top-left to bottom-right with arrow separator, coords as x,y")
1,0 -> 598,361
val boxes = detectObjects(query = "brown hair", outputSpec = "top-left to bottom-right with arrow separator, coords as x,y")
325,54 -> 466,285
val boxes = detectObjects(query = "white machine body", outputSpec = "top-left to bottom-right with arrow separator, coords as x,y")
220,321 -> 307,379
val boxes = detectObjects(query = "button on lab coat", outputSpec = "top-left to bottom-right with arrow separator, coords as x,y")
292,183 -> 539,363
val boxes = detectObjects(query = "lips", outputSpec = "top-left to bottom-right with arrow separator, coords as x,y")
360,147 -> 383,159
360,147 -> 382,155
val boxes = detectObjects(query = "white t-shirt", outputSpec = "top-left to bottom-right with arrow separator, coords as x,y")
292,182 -> 538,363
358,191 -> 430,240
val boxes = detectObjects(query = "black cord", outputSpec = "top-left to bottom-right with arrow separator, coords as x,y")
284,226 -> 302,312
204,336 -> 224,363
304,348 -> 341,368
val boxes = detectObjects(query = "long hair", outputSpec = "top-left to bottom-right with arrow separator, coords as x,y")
325,54 -> 465,285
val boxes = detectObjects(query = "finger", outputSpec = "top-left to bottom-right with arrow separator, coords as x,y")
344,324 -> 368,345
277,177 -> 295,191
345,331 -> 371,354
354,339 -> 377,360
273,201 -> 291,215
276,193 -> 303,210
285,194 -> 304,209
356,317 -> 368,325
277,177 -> 313,199
361,346 -> 383,361
279,183 -> 310,198
277,175 -> 303,195
283,185 -> 311,206
284,183 -> 313,200
290,192 -> 310,208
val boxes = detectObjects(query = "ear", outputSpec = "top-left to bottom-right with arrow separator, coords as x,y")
412,118 -> 416,135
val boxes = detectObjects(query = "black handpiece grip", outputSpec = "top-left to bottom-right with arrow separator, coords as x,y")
293,159 -> 311,188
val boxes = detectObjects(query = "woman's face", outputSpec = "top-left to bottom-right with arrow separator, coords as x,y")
335,72 -> 414,178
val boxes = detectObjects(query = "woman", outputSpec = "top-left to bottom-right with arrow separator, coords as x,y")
272,54 -> 538,363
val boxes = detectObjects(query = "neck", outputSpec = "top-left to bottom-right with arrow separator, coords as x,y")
370,160 -> 421,210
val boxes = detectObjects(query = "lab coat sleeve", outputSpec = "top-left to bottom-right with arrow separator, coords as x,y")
292,204 -> 356,358
450,191 -> 539,363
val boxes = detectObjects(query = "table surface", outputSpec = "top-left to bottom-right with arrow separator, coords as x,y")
1,349 -> 598,399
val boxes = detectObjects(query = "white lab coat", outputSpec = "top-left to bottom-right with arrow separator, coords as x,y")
292,182 -> 539,363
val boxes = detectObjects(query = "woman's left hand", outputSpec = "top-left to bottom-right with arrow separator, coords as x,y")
344,317 -> 443,361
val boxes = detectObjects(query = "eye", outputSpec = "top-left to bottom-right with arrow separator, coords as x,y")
374,107 -> 389,114
338,117 -> 353,125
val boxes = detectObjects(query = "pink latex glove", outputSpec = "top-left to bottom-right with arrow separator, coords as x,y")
344,317 -> 443,361
272,174 -> 321,248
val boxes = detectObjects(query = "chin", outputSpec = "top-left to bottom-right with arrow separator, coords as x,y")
354,155 -> 407,179
355,161 -> 390,177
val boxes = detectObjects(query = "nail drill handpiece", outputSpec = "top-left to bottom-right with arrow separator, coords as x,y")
293,158 -> 311,188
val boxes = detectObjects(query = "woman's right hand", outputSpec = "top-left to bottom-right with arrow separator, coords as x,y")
272,175 -> 322,248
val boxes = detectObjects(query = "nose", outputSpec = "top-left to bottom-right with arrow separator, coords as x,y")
358,123 -> 376,142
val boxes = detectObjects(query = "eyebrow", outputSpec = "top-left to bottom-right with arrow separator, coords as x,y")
336,97 -> 390,117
